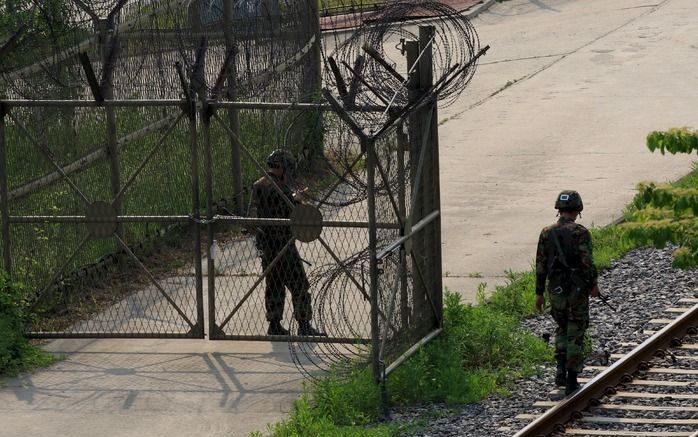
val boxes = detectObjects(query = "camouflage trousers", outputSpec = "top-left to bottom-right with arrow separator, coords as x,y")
548,284 -> 590,373
259,242 -> 312,322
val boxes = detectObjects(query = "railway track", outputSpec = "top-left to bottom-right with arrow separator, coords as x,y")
512,297 -> 698,437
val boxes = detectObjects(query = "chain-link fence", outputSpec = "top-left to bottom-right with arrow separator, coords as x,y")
1,0 -> 486,389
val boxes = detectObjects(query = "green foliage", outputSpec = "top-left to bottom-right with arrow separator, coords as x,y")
647,127 -> 698,155
261,284 -> 552,436
0,273 -> 55,376
634,182 -> 698,215
608,135 -> 698,268
613,163 -> 698,267
261,394 -> 399,437
484,271 -> 537,319
312,368 -> 383,426
385,287 -> 552,406
589,226 -> 638,270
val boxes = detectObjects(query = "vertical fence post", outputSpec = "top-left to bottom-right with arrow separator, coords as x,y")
300,0 -> 323,165
397,122 -> 409,328
0,104 -> 11,274
418,26 -> 443,325
223,0 -> 244,215
365,137 -> 381,384
190,38 -> 219,337
367,136 -> 390,417
202,104 -> 218,338
188,96 -> 205,337
100,19 -> 124,241
405,40 -> 428,328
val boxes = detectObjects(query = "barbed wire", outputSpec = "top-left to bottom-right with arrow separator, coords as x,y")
321,0 -> 481,129
0,0 -> 317,101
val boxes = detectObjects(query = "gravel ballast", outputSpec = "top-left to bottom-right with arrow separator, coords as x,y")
393,246 -> 698,436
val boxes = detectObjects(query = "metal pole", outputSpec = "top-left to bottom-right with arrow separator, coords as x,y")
223,0 -> 244,216
302,0 -> 323,164
202,103 -> 218,338
405,40 -> 427,326
365,137 -> 381,384
189,101 -> 205,338
419,26 -> 443,325
0,104 -> 11,273
101,21 -> 124,241
397,122 -> 409,329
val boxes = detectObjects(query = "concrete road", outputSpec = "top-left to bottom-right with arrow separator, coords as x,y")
2,0 -> 697,436
440,0 -> 696,298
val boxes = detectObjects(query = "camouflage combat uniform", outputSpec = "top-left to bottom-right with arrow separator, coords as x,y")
536,216 -> 598,373
251,173 -> 312,323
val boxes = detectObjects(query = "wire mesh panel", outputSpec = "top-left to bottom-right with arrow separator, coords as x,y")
0,0 -> 320,102
209,111 -> 374,347
0,0 -> 322,339
0,0 -> 486,391
2,102 -> 203,338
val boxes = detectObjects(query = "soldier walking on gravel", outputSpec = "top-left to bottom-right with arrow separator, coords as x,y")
251,149 -> 325,337
535,190 -> 600,396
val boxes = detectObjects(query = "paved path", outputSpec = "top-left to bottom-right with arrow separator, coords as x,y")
439,0 -> 696,298
2,1 -> 697,436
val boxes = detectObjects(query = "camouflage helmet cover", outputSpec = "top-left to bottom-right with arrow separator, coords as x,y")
555,190 -> 583,211
266,149 -> 296,174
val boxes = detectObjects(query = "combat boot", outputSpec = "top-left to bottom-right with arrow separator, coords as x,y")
267,320 -> 289,336
555,355 -> 567,387
298,320 -> 327,337
565,370 -> 580,396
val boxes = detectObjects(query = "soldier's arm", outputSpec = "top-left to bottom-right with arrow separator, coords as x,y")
535,231 -> 548,295
578,228 -> 598,287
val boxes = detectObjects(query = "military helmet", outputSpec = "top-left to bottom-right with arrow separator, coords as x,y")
266,149 -> 296,174
555,190 -> 583,211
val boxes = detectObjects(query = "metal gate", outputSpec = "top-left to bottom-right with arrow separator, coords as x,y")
0,0 -> 485,383
1,100 -> 205,338
0,94 -> 441,349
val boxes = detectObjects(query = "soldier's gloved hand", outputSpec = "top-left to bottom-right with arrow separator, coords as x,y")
535,294 -> 545,313
590,285 -> 599,298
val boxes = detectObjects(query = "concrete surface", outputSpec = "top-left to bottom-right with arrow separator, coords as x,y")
2,0 -> 698,436
439,0 -> 697,298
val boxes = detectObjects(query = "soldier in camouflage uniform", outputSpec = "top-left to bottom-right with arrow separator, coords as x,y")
535,190 -> 600,396
251,149 -> 325,337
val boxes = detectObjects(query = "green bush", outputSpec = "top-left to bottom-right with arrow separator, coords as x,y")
258,280 -> 553,436
387,288 -> 551,405
0,273 -> 54,376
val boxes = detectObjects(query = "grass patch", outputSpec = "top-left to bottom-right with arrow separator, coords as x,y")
257,277 -> 553,436
257,159 -> 698,437
0,272 -> 56,379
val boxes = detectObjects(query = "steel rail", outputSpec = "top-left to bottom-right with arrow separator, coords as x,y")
513,302 -> 698,437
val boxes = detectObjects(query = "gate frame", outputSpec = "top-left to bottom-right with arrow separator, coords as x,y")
0,27 -> 447,391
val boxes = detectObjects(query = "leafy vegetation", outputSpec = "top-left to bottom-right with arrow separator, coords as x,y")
0,272 -> 55,377
258,276 -> 553,437
599,130 -> 698,268
255,130 -> 698,437
647,127 -> 698,155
